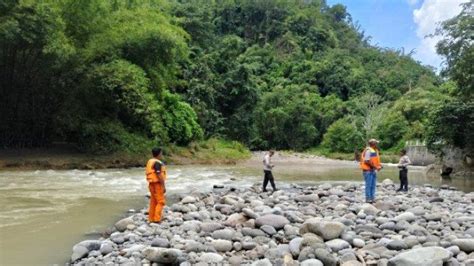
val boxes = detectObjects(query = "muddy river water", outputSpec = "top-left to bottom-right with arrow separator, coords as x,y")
1,156 -> 473,265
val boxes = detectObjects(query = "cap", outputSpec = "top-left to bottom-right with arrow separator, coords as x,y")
368,138 -> 379,144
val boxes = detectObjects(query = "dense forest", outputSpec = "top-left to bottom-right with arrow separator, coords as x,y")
0,0 -> 472,157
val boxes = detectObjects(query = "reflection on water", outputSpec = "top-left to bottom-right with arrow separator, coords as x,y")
0,161 -> 472,265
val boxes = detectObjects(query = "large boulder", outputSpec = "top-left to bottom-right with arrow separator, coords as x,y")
255,214 -> 290,230
142,247 -> 180,264
388,247 -> 451,266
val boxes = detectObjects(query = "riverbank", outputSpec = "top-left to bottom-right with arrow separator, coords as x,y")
70,182 -> 474,265
0,139 -> 251,170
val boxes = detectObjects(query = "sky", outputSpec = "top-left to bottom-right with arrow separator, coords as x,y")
326,0 -> 469,70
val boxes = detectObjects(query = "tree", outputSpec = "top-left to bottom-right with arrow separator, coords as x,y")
435,1 -> 474,98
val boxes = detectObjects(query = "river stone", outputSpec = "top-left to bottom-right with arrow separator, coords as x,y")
388,247 -> 451,266
394,212 -> 416,222
142,247 -> 179,264
261,225 -> 277,235
387,240 -> 408,250
211,229 -> 235,240
200,222 -> 224,232
224,213 -> 247,227
229,255 -> 243,266
424,213 -> 442,221
100,242 -> 114,255
251,258 -> 272,266
242,227 -> 266,237
71,245 -> 89,262
313,221 -> 346,240
242,241 -> 257,250
465,228 -> 474,237
341,261 -> 363,266
300,259 -> 324,266
314,248 -> 337,266
181,196 -> 197,204
360,203 -> 380,215
353,238 -> 365,248
212,239 -> 233,252
289,237 -> 303,256
199,253 -> 224,263
243,208 -> 259,219
151,237 -> 170,248
115,216 -> 134,232
255,214 -> 290,229
295,194 -> 319,202
452,239 -> 474,253
382,179 -> 394,186
325,239 -> 351,252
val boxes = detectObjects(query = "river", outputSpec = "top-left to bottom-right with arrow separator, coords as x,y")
1,156 -> 473,265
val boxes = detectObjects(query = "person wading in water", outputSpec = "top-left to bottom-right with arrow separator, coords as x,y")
262,150 -> 277,192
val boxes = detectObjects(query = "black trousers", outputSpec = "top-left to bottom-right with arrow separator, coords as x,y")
263,170 -> 276,191
399,169 -> 408,190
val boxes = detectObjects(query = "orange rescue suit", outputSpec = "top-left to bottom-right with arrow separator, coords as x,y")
360,147 -> 381,171
145,158 -> 167,222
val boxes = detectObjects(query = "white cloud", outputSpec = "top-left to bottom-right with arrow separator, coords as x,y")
412,0 -> 468,69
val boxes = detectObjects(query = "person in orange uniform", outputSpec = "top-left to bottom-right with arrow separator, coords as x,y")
145,147 -> 167,223
360,139 -> 382,203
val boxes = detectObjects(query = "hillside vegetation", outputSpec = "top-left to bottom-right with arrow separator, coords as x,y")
0,0 -> 471,157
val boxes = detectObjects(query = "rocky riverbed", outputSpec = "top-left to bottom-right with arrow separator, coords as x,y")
70,180 -> 474,266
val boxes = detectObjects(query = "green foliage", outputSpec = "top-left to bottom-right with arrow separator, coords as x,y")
322,117 -> 362,153
0,0 -> 453,156
426,100 -> 474,155
436,1 -> 473,98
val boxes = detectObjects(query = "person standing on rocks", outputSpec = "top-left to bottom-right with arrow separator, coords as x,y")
360,139 -> 382,203
145,147 -> 167,223
262,150 -> 277,192
397,149 -> 411,192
